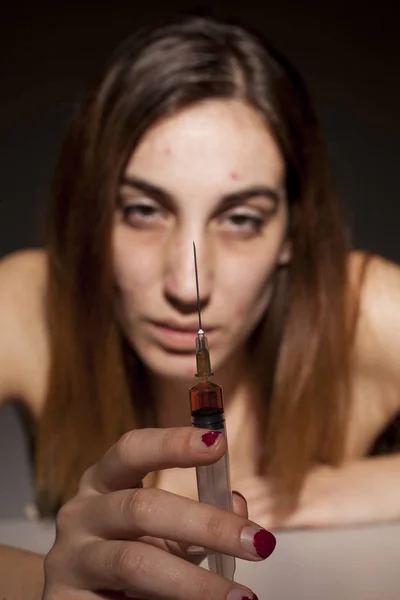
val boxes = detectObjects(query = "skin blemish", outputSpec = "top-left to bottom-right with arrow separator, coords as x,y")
165,145 -> 172,156
230,171 -> 241,180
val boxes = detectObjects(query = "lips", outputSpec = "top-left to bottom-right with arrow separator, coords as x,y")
146,319 -> 215,351
151,320 -> 200,332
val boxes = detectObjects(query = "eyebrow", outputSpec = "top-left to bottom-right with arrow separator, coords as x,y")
119,175 -> 281,211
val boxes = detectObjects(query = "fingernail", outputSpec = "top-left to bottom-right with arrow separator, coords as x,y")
191,430 -> 222,451
232,490 -> 247,502
227,590 -> 258,600
240,527 -> 276,559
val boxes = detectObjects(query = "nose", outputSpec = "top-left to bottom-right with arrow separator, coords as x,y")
163,236 -> 212,316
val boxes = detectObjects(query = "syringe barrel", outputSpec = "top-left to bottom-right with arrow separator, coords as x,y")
189,380 -> 235,580
196,446 -> 236,580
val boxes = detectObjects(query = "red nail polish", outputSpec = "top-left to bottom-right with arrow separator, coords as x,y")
254,529 -> 276,559
201,431 -> 221,447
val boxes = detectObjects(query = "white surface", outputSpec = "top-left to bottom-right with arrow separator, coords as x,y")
1,519 -> 399,599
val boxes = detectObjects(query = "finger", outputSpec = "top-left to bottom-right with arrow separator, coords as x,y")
232,491 -> 248,519
80,488 -> 276,562
81,539 -> 258,600
185,491 -> 247,564
186,492 -> 247,562
132,492 -> 248,562
82,428 -> 226,494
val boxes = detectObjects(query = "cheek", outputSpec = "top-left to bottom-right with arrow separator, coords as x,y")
232,271 -> 273,312
222,255 -> 278,323
235,306 -> 246,319
227,213 -> 289,317
112,227 -> 158,294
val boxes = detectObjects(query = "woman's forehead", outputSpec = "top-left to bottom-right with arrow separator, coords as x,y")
123,99 -> 285,200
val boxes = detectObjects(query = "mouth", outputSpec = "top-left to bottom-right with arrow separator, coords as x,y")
146,320 -> 215,352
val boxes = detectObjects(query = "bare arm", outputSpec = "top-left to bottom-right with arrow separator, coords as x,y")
0,251 -> 48,598
280,453 -> 400,528
0,249 -> 48,406
353,253 -> 400,422
241,254 -> 400,529
0,252 -> 25,403
0,545 -> 44,600
285,254 -> 400,528
236,452 -> 400,530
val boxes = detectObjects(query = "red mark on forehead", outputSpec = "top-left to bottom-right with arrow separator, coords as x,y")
230,171 -> 240,180
165,145 -> 172,156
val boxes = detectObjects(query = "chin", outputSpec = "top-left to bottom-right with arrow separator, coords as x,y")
137,347 -> 199,382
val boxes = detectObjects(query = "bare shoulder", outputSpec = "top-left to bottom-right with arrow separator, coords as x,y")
0,248 -> 47,293
350,250 -> 400,418
0,249 -> 49,413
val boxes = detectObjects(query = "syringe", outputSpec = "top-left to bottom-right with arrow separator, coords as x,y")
189,242 -> 236,581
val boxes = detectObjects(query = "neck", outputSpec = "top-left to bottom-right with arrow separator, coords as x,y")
147,348 -> 255,429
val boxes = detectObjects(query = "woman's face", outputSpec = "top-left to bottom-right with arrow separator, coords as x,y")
113,99 -> 290,380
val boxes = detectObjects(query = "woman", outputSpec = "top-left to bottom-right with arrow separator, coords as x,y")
1,13 -> 400,600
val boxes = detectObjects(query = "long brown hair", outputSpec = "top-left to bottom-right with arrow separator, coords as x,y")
36,14 -> 357,516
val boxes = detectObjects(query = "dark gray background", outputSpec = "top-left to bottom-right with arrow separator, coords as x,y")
0,1 -> 399,517
0,0 -> 399,261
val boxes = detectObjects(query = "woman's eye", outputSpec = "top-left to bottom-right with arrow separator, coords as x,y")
220,211 -> 265,235
121,202 -> 165,227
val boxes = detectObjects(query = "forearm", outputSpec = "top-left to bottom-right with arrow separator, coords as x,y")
283,454 -> 400,528
344,454 -> 400,520
0,545 -> 44,600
